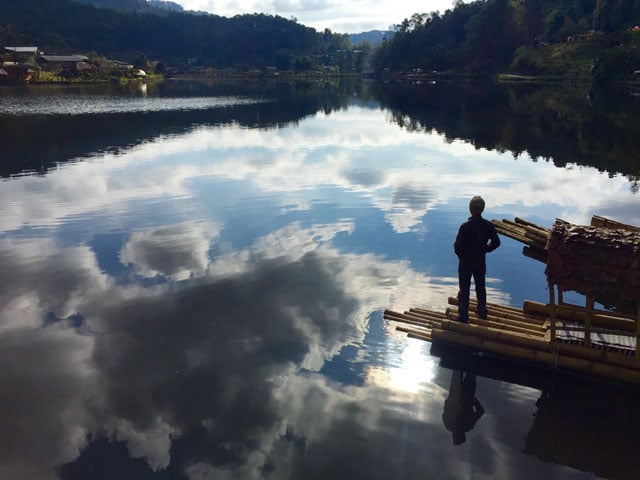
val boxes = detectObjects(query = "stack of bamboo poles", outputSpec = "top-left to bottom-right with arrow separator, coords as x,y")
384,298 -> 547,345
491,215 -> 640,260
491,217 -> 550,262
384,297 -> 640,384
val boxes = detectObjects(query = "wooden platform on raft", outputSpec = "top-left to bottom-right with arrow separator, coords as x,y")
384,297 -> 640,385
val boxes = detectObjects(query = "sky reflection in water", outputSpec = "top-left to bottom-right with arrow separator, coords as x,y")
1,87 -> 639,480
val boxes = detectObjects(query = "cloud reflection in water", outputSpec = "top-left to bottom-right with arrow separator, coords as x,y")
0,219 -> 465,479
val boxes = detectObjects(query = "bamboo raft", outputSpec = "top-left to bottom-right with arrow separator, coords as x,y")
384,297 -> 640,384
386,214 -> 640,385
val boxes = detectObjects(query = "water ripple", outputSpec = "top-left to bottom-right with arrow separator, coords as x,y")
0,95 -> 269,116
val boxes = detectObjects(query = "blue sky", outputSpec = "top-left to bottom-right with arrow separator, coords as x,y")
169,0 -> 457,33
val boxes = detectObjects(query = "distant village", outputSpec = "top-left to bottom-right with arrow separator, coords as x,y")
1,46 -> 149,83
0,45 -> 355,84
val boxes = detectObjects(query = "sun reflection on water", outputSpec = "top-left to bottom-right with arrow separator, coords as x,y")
369,333 -> 437,396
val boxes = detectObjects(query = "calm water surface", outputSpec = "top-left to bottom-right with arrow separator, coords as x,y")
1,81 -> 640,480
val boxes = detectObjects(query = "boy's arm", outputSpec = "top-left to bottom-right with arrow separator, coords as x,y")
486,224 -> 501,253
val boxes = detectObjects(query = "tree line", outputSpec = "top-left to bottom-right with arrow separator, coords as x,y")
0,0 -> 370,73
372,0 -> 640,81
2,0 -> 640,79
371,79 -> 640,181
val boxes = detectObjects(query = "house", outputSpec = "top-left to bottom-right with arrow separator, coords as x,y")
0,64 -> 34,82
39,54 -> 94,78
109,59 -> 134,73
39,55 -> 91,76
4,46 -> 38,64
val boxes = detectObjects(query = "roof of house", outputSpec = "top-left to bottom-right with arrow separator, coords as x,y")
4,46 -> 38,53
545,221 -> 640,304
40,55 -> 89,63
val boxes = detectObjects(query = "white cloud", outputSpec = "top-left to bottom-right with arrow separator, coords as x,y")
171,0 -> 457,32
0,325 -> 96,480
120,221 -> 222,281
0,238 -> 112,330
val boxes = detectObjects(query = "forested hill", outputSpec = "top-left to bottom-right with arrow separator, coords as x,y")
372,0 -> 640,81
74,0 -> 152,11
74,0 -> 184,13
0,0 -> 353,70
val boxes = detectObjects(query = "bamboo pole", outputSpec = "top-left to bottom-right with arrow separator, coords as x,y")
431,328 -> 640,384
524,299 -> 632,320
590,215 -> 640,232
503,219 -> 550,240
384,310 -> 448,333
549,282 -> 557,343
384,309 -> 426,321
407,331 -> 432,342
439,319 -> 548,349
492,221 -> 534,246
514,216 -> 551,231
445,308 -> 546,337
524,230 -> 549,245
554,340 -> 640,370
448,297 -> 547,326
495,228 -> 535,245
383,310 -> 433,326
410,306 -> 447,315
401,310 -> 441,323
471,317 -> 546,337
459,309 -> 547,334
407,308 -> 448,321
484,314 -> 547,332
523,300 -> 636,331
494,229 -> 532,246
447,296 -> 523,314
386,314 -> 435,329
493,223 -> 527,237
396,325 -> 431,339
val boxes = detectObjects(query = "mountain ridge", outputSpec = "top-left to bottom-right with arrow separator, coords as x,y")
73,0 -> 184,13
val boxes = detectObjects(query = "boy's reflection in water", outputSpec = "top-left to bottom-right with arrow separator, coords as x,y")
442,370 -> 485,445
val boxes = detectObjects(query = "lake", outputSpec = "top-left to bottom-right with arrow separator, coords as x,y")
1,79 -> 639,480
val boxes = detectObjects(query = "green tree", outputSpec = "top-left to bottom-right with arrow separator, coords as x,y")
274,50 -> 293,70
354,41 -> 373,72
524,0 -> 545,42
294,55 -> 314,71
132,53 -> 150,70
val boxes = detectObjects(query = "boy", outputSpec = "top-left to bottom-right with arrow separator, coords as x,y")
453,196 -> 501,322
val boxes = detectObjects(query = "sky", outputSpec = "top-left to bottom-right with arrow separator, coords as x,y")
169,0 -> 458,33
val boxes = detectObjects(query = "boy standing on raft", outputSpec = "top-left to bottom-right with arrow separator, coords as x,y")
454,196 -> 501,323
